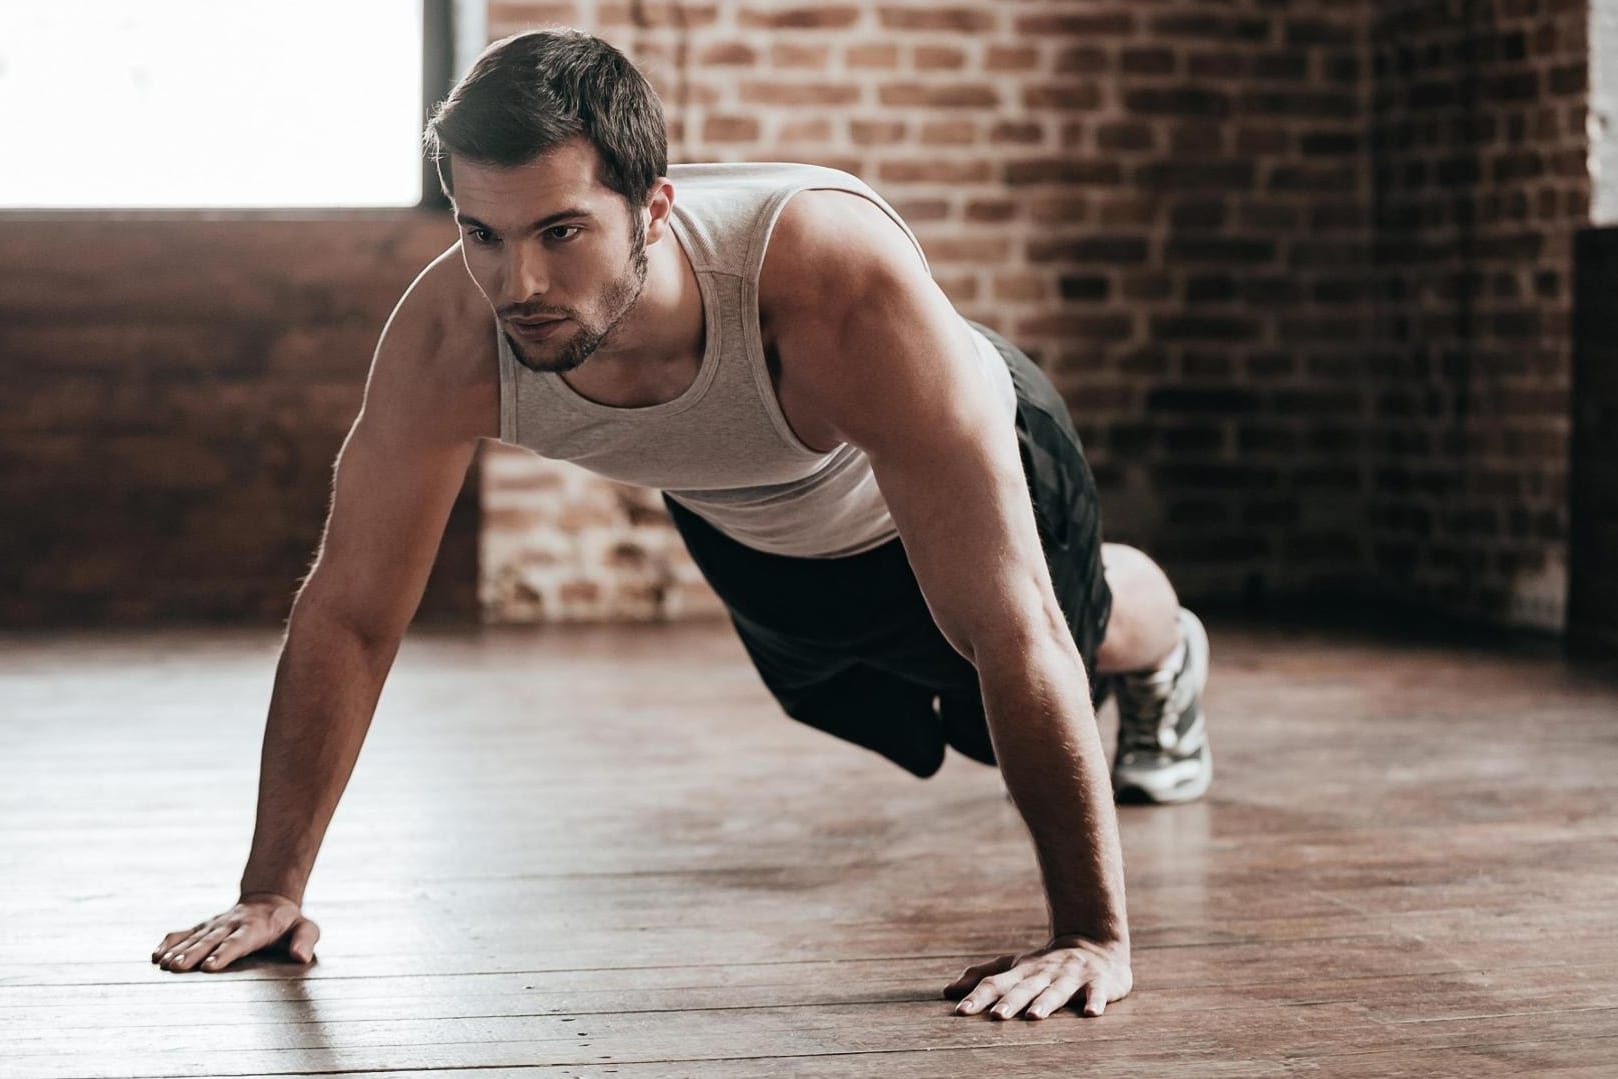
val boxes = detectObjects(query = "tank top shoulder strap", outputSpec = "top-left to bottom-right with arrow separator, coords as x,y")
665,162 -> 932,282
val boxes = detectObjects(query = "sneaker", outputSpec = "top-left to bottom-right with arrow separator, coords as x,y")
1110,607 -> 1212,804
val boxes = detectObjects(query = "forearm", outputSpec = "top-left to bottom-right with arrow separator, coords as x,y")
238,606 -> 399,905
975,633 -> 1129,948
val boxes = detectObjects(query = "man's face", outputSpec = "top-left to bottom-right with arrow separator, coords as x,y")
450,139 -> 649,374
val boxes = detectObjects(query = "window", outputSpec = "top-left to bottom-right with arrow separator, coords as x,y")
0,1 -> 461,208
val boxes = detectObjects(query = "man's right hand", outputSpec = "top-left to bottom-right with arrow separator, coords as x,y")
150,893 -> 319,973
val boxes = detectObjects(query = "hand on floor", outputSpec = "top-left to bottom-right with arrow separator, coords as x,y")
944,936 -> 1132,1020
151,892 -> 318,973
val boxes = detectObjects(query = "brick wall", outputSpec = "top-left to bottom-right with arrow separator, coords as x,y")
1368,1 -> 1589,630
481,0 -> 1378,622
4,2 -> 1591,634
0,214 -> 477,626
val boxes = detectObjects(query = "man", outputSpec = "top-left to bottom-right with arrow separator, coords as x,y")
151,29 -> 1212,1022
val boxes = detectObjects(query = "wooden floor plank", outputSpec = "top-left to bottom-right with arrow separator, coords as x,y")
3,617 -> 1617,1077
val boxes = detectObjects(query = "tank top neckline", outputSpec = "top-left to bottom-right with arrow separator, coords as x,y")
539,209 -> 719,419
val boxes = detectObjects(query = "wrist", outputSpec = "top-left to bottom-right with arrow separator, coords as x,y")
240,871 -> 306,906
1050,930 -> 1130,959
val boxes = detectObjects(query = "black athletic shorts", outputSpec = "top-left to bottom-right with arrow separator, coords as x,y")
661,321 -> 1112,778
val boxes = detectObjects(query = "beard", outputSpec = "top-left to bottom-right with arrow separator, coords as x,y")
503,217 -> 650,375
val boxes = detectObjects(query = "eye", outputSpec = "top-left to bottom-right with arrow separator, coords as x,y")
547,225 -> 582,242
465,227 -> 496,245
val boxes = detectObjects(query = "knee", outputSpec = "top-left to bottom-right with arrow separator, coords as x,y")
1101,543 -> 1168,593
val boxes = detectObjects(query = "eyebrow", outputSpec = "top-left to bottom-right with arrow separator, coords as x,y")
453,206 -> 594,235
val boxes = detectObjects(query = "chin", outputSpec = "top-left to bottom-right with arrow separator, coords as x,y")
506,331 -> 590,375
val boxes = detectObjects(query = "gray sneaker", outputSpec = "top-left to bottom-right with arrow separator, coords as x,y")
1110,607 -> 1212,804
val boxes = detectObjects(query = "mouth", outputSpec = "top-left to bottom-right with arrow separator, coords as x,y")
506,315 -> 568,341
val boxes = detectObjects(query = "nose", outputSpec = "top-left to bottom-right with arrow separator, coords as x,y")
505,241 -> 548,305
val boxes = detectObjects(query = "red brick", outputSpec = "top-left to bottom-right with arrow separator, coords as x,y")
1096,122 -> 1156,153
1150,11 -> 1272,41
1235,126 -> 1291,155
891,198 -> 950,222
1190,50 -> 1249,79
877,159 -> 994,184
738,5 -> 859,28
1124,86 -> 1232,118
1026,195 -> 1092,224
879,83 -> 1000,108
1151,315 -> 1263,343
488,2 -> 579,25
915,46 -> 968,71
993,273 -> 1049,302
770,43 -> 831,69
1019,313 -> 1137,341
1058,274 -> 1110,301
702,115 -> 759,142
878,5 -> 995,32
740,82 -> 860,107
920,236 -> 1013,262
987,45 -> 1040,72
1091,195 -> 1159,226
1126,271 -> 1177,302
1120,47 -> 1176,76
1170,124 -> 1226,155
1016,11 -> 1134,36
1023,83 -> 1105,110
932,273 -> 980,302
599,2 -> 719,26
697,41 -> 756,66
1006,159 -> 1123,186
849,119 -> 906,146
966,199 -> 1017,223
778,117 -> 833,144
1055,46 -> 1111,75
846,42 -> 899,68
919,120 -> 978,146
1028,236 -> 1150,264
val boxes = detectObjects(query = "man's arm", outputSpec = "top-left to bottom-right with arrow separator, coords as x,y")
153,247 -> 497,972
761,191 -> 1131,1020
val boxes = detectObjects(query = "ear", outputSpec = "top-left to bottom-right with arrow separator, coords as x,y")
642,178 -> 676,244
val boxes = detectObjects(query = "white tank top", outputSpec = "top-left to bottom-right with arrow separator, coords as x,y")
495,161 -> 1017,557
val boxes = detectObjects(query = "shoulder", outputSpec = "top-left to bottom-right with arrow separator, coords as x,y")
365,243 -> 498,443
758,188 -> 929,330
388,244 -> 497,377
755,189 -> 971,451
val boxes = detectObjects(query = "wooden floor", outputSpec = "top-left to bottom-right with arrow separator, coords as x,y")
3,614 -> 1617,1077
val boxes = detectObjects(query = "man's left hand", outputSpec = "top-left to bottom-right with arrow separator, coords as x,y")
944,937 -> 1132,1020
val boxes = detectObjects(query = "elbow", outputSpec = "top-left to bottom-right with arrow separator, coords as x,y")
957,602 -> 1075,674
288,586 -> 402,658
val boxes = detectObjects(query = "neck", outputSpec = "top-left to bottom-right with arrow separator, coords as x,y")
591,229 -> 699,370
551,222 -> 706,408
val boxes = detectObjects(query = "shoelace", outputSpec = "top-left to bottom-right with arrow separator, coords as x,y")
1114,662 -> 1180,754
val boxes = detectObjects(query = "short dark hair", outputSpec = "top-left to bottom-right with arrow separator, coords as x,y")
423,29 -> 668,206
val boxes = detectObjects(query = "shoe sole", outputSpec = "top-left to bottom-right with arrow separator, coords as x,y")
1114,744 -> 1212,805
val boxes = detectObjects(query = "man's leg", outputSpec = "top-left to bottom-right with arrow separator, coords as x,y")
1094,543 -> 1182,675
1092,541 -> 1213,803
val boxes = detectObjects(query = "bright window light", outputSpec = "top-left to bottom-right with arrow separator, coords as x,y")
0,2 -> 424,208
